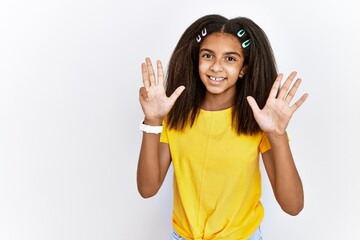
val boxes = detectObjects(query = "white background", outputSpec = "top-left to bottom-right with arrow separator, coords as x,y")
1,0 -> 359,239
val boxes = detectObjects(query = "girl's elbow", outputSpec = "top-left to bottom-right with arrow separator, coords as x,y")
282,201 -> 304,216
138,189 -> 158,199
137,184 -> 160,199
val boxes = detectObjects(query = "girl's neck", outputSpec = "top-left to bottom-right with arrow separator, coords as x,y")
201,94 -> 235,111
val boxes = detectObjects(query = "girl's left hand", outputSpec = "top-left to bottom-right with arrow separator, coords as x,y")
246,72 -> 308,136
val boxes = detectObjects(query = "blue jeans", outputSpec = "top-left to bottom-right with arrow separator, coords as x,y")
170,227 -> 262,240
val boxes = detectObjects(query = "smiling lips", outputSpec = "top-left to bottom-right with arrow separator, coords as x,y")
209,76 -> 225,84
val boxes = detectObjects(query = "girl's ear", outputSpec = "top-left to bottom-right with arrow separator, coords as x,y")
239,65 -> 248,78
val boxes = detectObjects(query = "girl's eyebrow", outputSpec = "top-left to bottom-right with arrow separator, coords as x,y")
199,48 -> 241,57
224,51 -> 241,57
199,48 -> 214,54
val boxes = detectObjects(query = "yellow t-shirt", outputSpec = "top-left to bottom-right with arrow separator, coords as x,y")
160,107 -> 271,240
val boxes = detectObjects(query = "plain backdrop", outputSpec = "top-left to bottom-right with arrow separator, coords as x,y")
1,0 -> 359,239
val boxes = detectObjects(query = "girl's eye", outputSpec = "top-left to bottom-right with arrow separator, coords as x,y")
226,56 -> 236,61
202,53 -> 212,58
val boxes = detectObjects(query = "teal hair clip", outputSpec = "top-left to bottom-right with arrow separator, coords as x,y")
237,29 -> 245,37
242,39 -> 251,48
237,29 -> 251,48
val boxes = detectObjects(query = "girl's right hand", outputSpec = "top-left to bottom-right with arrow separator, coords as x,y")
139,57 -> 185,125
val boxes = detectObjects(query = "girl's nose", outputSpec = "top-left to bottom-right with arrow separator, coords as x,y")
210,60 -> 223,72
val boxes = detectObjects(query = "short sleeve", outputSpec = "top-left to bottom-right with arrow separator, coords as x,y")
259,132 -> 271,153
259,132 -> 291,153
159,120 -> 169,143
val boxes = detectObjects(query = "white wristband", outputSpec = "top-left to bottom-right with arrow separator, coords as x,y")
139,121 -> 163,134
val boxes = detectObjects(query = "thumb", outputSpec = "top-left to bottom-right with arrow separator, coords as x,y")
246,96 -> 260,114
168,86 -> 185,104
139,87 -> 148,101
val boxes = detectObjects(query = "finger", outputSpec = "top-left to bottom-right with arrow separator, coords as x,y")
141,63 -> 150,90
285,78 -> 302,104
246,96 -> 261,114
290,93 -> 309,112
168,86 -> 185,104
277,71 -> 297,99
269,74 -> 283,99
145,57 -> 156,86
157,60 -> 165,86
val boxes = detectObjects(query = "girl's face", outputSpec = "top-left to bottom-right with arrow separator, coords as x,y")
198,32 -> 246,100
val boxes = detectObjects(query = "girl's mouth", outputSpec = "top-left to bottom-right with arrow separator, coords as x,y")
208,76 -> 226,84
209,76 -> 225,81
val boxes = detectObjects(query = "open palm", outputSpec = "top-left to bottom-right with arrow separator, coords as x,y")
139,58 -> 185,123
247,72 -> 308,136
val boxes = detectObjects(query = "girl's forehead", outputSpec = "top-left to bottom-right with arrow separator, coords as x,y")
200,32 -> 242,52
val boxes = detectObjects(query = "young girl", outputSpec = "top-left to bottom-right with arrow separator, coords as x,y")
137,14 -> 308,240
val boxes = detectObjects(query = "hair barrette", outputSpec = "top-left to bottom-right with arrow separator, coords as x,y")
237,29 -> 245,38
242,39 -> 251,48
237,29 -> 251,48
196,28 -> 207,43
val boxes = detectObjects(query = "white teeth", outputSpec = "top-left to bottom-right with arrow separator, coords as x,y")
209,76 -> 225,81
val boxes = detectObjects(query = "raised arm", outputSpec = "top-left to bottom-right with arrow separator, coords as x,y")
247,71 -> 308,215
137,58 -> 185,198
